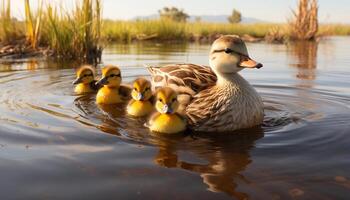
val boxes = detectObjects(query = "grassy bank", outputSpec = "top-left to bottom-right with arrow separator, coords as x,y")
1,0 -> 350,61
2,18 -> 350,45
102,20 -> 277,42
0,0 -> 102,63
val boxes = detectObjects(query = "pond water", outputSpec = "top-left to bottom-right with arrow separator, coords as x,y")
0,37 -> 349,199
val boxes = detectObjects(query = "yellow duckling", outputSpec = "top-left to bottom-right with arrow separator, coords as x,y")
148,87 -> 186,134
73,65 -> 100,94
127,78 -> 154,117
95,65 -> 131,104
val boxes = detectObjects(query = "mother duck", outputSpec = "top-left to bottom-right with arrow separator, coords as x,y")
147,35 -> 264,132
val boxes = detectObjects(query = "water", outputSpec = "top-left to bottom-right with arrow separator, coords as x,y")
0,37 -> 350,200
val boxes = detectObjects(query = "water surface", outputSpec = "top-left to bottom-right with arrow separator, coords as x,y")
0,37 -> 350,199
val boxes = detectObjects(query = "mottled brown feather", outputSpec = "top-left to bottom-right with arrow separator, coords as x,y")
147,63 -> 217,108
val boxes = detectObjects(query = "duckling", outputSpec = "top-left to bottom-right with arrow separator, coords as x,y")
95,65 -> 131,104
147,35 -> 264,132
148,87 -> 186,134
73,65 -> 100,94
127,78 -> 154,117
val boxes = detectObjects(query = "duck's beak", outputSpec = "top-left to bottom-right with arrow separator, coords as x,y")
135,92 -> 143,101
162,104 -> 173,114
96,76 -> 108,86
239,55 -> 263,69
72,77 -> 82,85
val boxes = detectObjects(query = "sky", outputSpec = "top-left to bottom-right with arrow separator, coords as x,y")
8,0 -> 350,23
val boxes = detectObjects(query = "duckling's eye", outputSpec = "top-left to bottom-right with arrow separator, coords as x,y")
110,74 -> 121,78
145,87 -> 150,91
172,98 -> 176,102
134,87 -> 138,91
158,98 -> 163,102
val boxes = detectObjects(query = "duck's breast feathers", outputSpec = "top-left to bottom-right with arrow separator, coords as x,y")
146,63 -> 217,96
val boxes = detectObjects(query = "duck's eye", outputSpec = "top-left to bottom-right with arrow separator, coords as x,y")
134,87 -> 138,91
158,98 -> 163,102
224,48 -> 233,54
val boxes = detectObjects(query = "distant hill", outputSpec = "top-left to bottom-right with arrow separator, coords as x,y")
133,14 -> 265,24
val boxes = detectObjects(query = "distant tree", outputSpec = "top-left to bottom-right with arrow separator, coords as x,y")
158,7 -> 189,22
228,9 -> 242,23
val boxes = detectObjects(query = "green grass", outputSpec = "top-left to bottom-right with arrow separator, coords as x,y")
319,24 -> 350,36
1,0 -> 350,61
0,0 -> 23,44
102,20 -> 279,42
43,0 -> 103,61
1,0 -> 102,63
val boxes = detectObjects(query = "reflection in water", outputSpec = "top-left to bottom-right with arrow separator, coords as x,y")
288,41 -> 318,82
151,130 -> 263,199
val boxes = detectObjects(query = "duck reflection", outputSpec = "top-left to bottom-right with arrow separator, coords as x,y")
151,129 -> 263,199
288,41 -> 318,83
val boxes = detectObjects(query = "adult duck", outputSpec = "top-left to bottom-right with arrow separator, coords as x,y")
147,35 -> 264,132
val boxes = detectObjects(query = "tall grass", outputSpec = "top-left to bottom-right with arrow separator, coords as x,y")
45,0 -> 103,62
0,0 -> 21,44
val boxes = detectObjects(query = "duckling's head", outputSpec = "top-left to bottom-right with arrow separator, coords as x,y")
96,65 -> 121,87
73,65 -> 95,85
131,78 -> 152,101
155,87 -> 178,114
209,35 -> 262,74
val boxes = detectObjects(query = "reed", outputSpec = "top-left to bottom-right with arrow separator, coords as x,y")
44,0 -> 103,62
289,0 -> 318,40
24,0 -> 43,49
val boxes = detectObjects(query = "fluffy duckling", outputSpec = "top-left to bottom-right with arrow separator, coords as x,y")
148,87 -> 186,134
95,65 -> 131,104
73,65 -> 100,94
127,78 -> 154,117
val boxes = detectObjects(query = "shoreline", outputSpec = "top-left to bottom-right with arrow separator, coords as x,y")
0,34 -> 341,62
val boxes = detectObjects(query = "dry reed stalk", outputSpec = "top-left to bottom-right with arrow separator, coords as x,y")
290,0 -> 318,40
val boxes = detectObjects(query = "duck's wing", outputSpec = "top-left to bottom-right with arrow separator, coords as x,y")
119,84 -> 132,100
185,86 -> 227,131
147,63 -> 217,109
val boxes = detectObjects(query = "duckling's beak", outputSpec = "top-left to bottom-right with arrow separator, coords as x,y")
135,92 -> 143,101
239,55 -> 263,69
72,77 -> 82,85
96,76 -> 108,85
161,104 -> 173,114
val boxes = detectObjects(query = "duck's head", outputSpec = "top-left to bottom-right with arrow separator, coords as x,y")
131,78 -> 152,101
155,87 -> 178,114
73,65 -> 95,85
209,35 -> 262,74
96,65 -> 121,87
